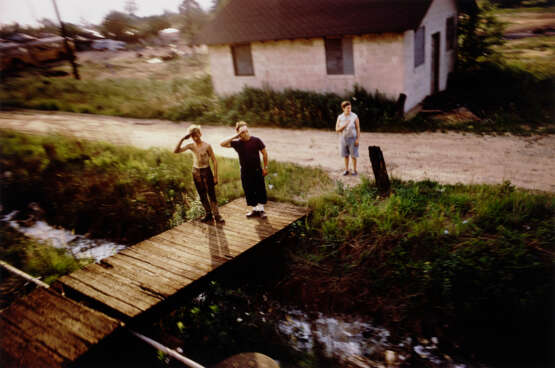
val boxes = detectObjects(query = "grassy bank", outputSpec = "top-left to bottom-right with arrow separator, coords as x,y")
278,178 -> 553,364
0,129 -> 332,245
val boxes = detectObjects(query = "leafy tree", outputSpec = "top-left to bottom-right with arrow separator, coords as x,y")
101,11 -> 133,40
179,0 -> 208,45
457,0 -> 505,70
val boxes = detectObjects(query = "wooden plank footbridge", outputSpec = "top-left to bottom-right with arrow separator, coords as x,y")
0,199 -> 308,367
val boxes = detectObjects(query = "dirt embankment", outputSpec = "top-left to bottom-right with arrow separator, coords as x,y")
1,110 -> 554,192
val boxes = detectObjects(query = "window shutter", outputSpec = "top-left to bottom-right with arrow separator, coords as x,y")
325,37 -> 354,75
414,26 -> 425,67
325,38 -> 343,75
231,44 -> 254,76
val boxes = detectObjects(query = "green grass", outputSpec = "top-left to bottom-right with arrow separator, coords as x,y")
0,74 -> 217,120
496,35 -> 555,75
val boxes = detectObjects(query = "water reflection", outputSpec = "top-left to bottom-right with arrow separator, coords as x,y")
2,211 -> 126,262
278,309 -> 471,368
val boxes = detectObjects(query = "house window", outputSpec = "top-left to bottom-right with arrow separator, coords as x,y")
446,16 -> 456,50
325,37 -> 354,75
414,26 -> 425,67
231,44 -> 254,76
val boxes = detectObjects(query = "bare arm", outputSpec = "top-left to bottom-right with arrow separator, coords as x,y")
208,145 -> 218,184
174,137 -> 189,153
335,117 -> 345,132
220,132 -> 239,148
261,148 -> 268,176
355,117 -> 360,146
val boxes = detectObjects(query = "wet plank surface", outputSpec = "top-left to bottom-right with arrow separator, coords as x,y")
58,199 -> 308,318
0,287 -> 120,368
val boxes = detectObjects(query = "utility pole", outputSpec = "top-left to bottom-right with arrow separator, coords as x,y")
51,0 -> 80,79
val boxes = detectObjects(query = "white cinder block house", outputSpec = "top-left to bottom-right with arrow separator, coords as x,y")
197,0 -> 476,113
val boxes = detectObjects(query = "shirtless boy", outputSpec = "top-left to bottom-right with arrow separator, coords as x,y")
175,125 -> 224,223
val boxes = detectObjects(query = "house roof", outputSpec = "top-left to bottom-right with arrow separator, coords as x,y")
197,0 -> 477,46
200,0 -> 431,45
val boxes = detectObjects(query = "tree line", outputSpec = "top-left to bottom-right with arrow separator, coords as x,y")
0,0 -> 227,45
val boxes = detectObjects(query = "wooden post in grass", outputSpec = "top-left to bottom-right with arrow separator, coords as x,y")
368,146 -> 391,195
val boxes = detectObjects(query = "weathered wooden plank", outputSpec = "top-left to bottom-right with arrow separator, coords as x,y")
2,300 -> 89,360
162,230 -> 240,259
97,260 -> 178,297
137,240 -> 214,273
198,216 -> 277,240
114,252 -> 193,284
101,256 -> 181,294
173,222 -> 261,245
155,232 -> 232,263
17,288 -> 118,343
85,263 -> 170,301
0,288 -> 119,368
222,209 -> 301,228
69,265 -> 162,310
123,244 -> 205,281
146,236 -> 223,269
223,200 -> 307,219
0,317 -> 66,368
169,225 -> 256,253
59,275 -> 142,317
216,217 -> 282,239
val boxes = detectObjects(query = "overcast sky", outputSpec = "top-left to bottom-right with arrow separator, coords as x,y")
0,0 -> 214,27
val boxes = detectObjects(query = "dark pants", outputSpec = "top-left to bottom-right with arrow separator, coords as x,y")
241,168 -> 267,207
192,167 -> 219,216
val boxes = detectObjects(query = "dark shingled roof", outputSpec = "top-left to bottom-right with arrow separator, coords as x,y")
197,0 -> 435,45
197,0 -> 477,46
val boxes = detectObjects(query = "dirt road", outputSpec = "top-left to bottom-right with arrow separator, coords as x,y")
1,110 -> 554,192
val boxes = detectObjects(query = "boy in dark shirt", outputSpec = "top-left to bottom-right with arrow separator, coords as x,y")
220,121 -> 269,218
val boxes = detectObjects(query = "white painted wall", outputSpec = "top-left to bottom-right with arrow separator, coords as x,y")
403,0 -> 458,111
208,34 -> 405,101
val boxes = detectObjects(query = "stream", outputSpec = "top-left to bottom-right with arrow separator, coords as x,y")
1,209 -> 126,262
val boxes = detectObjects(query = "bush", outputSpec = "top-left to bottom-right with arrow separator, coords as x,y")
218,85 -> 400,130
